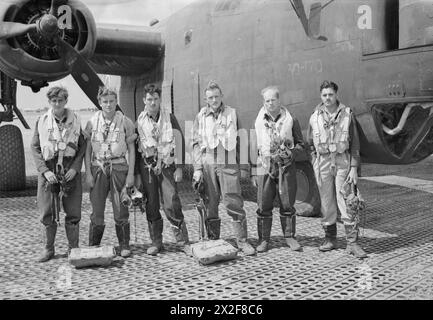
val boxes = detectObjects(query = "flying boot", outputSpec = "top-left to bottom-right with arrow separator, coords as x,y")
171,221 -> 192,256
147,219 -> 163,255
65,223 -> 79,255
38,224 -> 57,262
280,214 -> 302,251
205,218 -> 221,240
115,222 -> 131,258
88,222 -> 105,246
319,224 -> 337,252
256,216 -> 272,253
345,224 -> 367,259
232,218 -> 256,256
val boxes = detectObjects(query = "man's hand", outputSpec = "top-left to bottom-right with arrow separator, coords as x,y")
192,170 -> 203,191
193,170 -> 203,183
43,171 -> 58,184
64,168 -> 77,182
174,167 -> 183,182
126,173 -> 135,188
86,173 -> 94,189
251,175 -> 258,188
346,167 -> 358,185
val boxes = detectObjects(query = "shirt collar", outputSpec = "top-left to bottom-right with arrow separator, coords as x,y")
52,109 -> 67,123
205,103 -> 225,117
263,106 -> 284,123
318,100 -> 342,115
143,109 -> 160,121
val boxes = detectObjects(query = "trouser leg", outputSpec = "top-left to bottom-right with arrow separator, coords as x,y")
160,165 -> 185,229
110,168 -> 129,225
278,164 -> 297,216
256,174 -> 276,252
335,154 -> 351,225
38,224 -> 57,262
202,164 -> 221,220
89,166 -> 109,226
218,165 -> 255,254
139,158 -> 162,222
63,173 -> 82,252
109,168 -> 131,256
37,174 -> 57,262
139,160 -> 163,255
89,166 -> 109,245
219,165 -> 246,221
146,219 -> 163,255
37,174 -> 57,226
159,165 -> 191,254
277,164 -> 301,250
203,164 -> 221,239
316,155 -> 338,226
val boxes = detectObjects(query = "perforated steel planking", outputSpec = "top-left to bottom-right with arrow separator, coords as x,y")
1,179 -> 433,300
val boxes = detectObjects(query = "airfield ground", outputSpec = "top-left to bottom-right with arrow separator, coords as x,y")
1,114 -> 433,300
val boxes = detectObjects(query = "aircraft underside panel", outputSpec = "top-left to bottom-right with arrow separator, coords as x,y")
359,46 -> 433,164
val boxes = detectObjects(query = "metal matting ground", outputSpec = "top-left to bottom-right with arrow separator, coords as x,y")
1,178 -> 433,300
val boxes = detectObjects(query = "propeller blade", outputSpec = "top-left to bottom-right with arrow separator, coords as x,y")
0,22 -> 36,40
57,38 -> 104,110
50,0 -> 69,16
289,0 -> 310,37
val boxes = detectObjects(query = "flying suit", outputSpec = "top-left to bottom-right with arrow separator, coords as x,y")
135,109 -> 189,255
31,108 -> 85,259
192,103 -> 255,255
252,106 -> 305,251
84,110 -> 136,251
307,101 -> 366,258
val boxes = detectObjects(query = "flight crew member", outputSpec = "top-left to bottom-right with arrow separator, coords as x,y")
135,84 -> 191,256
251,86 -> 305,252
192,81 -> 256,255
84,87 -> 136,258
31,86 -> 85,262
307,80 -> 367,258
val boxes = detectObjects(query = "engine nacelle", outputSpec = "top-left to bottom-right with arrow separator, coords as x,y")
0,0 -> 96,91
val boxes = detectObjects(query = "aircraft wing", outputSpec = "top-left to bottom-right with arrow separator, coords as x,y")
89,24 -> 163,76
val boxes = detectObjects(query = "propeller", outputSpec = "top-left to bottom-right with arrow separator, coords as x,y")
289,0 -> 328,41
0,22 -> 37,40
57,38 -> 104,109
0,0 -> 117,111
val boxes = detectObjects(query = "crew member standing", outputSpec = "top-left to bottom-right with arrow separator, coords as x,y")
192,81 -> 255,255
84,87 -> 136,258
251,86 -> 305,252
135,84 -> 190,256
31,86 -> 85,262
307,80 -> 367,258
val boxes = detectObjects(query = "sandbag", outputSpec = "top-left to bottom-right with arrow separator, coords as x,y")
68,245 -> 116,268
190,239 -> 238,265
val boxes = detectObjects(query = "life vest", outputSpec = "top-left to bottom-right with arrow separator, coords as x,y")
90,111 -> 128,161
310,103 -> 351,155
137,110 -> 175,165
38,108 -> 81,161
197,105 -> 238,152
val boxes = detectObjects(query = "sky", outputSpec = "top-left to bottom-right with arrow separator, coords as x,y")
17,0 -> 196,110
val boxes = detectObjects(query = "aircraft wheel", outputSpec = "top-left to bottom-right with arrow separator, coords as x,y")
294,161 -> 321,217
0,124 -> 26,191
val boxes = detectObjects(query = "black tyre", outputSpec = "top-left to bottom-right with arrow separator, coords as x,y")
294,161 -> 321,217
0,124 -> 26,191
